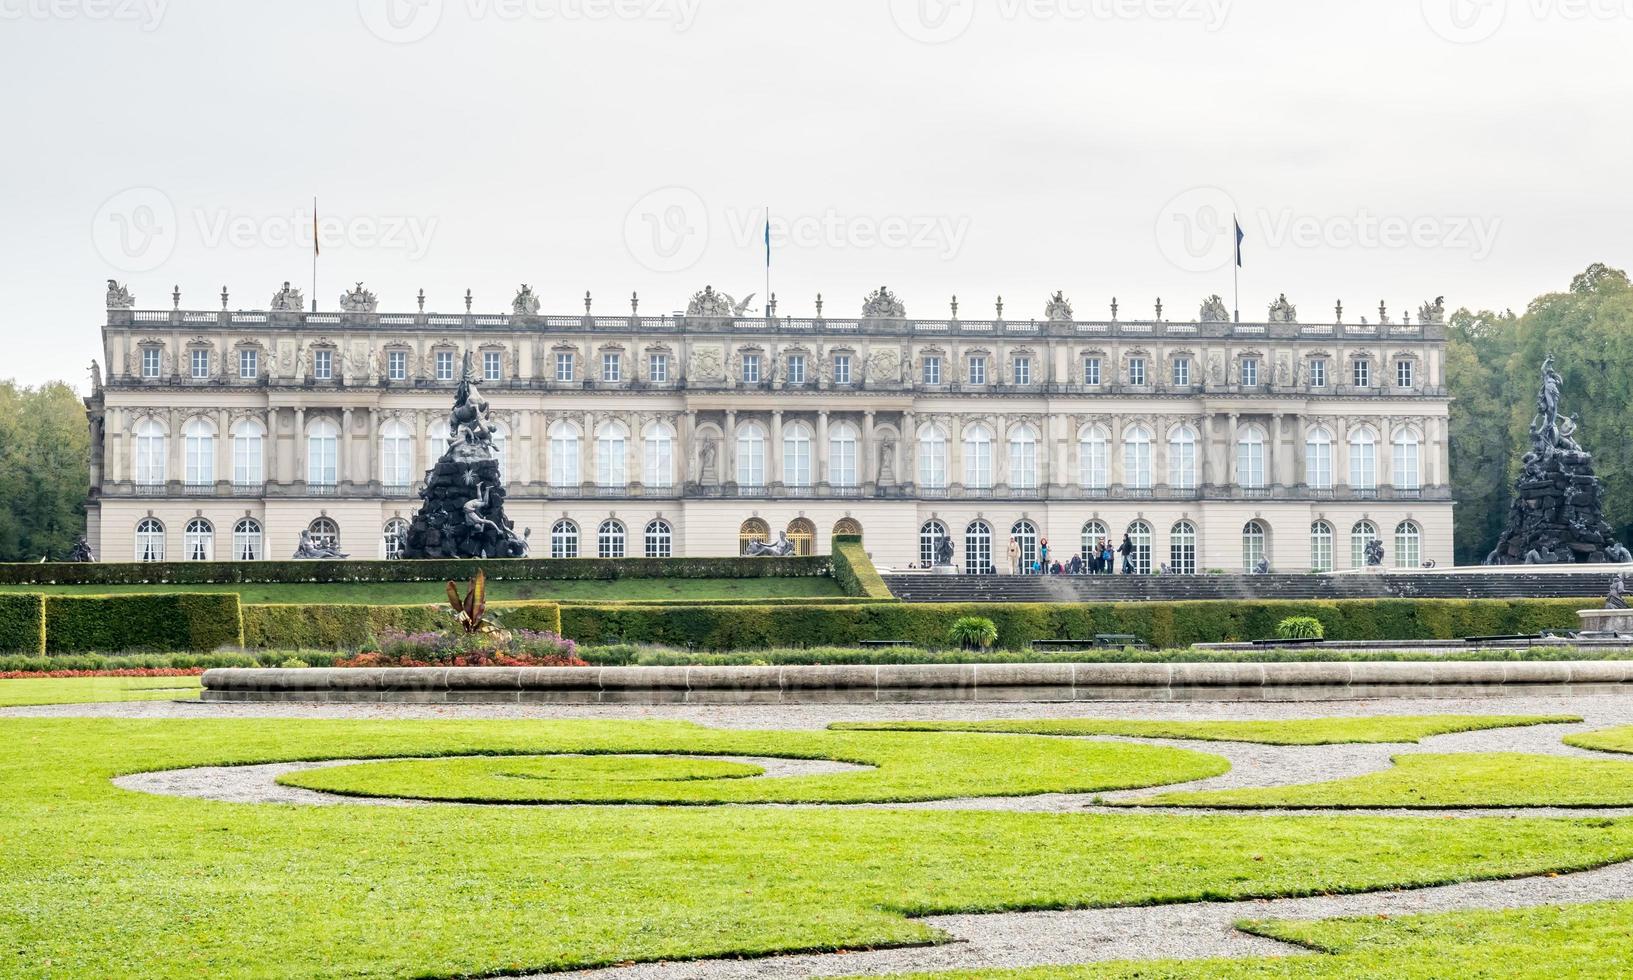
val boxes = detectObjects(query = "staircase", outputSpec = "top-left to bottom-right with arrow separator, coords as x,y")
881,571 -> 1619,604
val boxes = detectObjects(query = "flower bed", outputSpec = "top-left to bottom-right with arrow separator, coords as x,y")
334,627 -> 588,668
0,668 -> 205,679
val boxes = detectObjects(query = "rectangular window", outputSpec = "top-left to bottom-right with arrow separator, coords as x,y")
1353,359 -> 1371,387
141,348 -> 161,378
313,349 -> 333,381
238,349 -> 258,380
1396,359 -> 1414,388
787,354 -> 806,384
1241,357 -> 1259,387
190,349 -> 209,379
1128,357 -> 1146,387
968,355 -> 987,385
833,354 -> 851,385
483,351 -> 502,382
741,353 -> 761,383
387,350 -> 407,381
1310,359 -> 1327,388
435,350 -> 455,381
1083,356 -> 1101,386
648,353 -> 668,382
601,352 -> 621,382
1011,356 -> 1031,385
1171,357 -> 1190,387
922,355 -> 941,385
555,352 -> 575,383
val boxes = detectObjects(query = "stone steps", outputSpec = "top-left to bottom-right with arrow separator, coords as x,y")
881,572 -> 1619,604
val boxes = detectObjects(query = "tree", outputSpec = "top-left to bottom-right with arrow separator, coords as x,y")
0,380 -> 89,561
1445,307 -> 1517,565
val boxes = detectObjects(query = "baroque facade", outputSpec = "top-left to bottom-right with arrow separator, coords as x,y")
84,283 -> 1454,571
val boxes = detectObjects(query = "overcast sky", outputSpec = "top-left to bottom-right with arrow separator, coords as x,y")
2,0 -> 1630,390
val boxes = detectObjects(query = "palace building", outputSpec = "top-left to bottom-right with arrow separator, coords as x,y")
84,281 -> 1454,572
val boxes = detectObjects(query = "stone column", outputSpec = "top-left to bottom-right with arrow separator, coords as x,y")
949,415 -> 963,489
724,409 -> 738,485
816,410 -> 829,487
216,409 -> 231,487
367,408 -> 380,486
1293,416 -> 1307,488
994,414 -> 1009,490
1226,412 -> 1240,488
582,411 -> 595,488
681,410 -> 696,486
862,410 -> 876,486
902,410 -> 917,487
1336,418 -> 1351,489
294,407 -> 306,484
1271,412 -> 1285,489
340,408 -> 354,486
1377,415 -> 1392,488
624,413 -> 638,491
1198,412 -> 1213,487
770,410 -> 784,488
1109,415 -> 1124,487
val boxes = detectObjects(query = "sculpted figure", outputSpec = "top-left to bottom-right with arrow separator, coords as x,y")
1198,294 -> 1229,323
105,279 -> 135,310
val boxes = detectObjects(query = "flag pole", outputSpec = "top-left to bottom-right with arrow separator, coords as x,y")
764,205 -> 771,320
311,196 -> 319,313
1232,213 -> 1241,323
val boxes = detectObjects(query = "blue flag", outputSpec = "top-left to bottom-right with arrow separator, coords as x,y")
765,213 -> 771,268
1235,216 -> 1245,268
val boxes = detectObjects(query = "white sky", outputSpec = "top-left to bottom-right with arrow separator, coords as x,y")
2,0 -> 1630,390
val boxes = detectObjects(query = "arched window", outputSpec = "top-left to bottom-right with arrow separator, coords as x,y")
1310,520 -> 1335,572
308,517 -> 340,552
644,518 -> 673,558
1170,520 -> 1197,574
1081,519 -> 1108,559
135,517 -> 165,562
307,418 -> 338,487
232,419 -> 265,488
1238,424 -> 1267,490
380,419 -> 414,488
232,517 -> 262,561
1392,429 -> 1422,491
1080,424 -> 1110,491
1010,519 -> 1039,570
917,423 -> 948,490
738,517 -> 770,554
1242,520 -> 1268,572
598,519 -> 626,558
135,418 -> 166,486
736,421 -> 767,487
596,421 -> 628,489
1123,425 -> 1152,490
183,418 -> 214,487
1351,520 -> 1378,569
383,518 -> 409,560
1348,427 -> 1378,491
427,418 -> 452,463
1305,426 -> 1334,491
549,420 -> 581,488
1168,425 -> 1197,491
786,518 -> 816,556
1008,424 -> 1039,490
1126,520 -> 1152,574
1395,520 -> 1422,568
919,519 -> 948,566
828,421 -> 859,489
833,517 -> 862,539
783,421 -> 814,488
643,421 -> 675,489
551,519 -> 579,559
183,518 -> 213,561
491,421 -> 509,484
962,423 -> 994,489
964,520 -> 993,576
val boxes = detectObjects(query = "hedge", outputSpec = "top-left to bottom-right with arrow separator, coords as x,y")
0,556 -> 829,587
0,593 -> 46,655
241,602 -> 562,650
830,535 -> 893,599
556,598 -> 1591,651
44,594 -> 244,653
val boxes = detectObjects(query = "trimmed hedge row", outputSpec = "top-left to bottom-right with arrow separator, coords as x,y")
0,556 -> 829,587
44,594 -> 244,653
556,598 -> 1590,651
0,594 -> 46,654
830,535 -> 893,599
240,602 -> 563,650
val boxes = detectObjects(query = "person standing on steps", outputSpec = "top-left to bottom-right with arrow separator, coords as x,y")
1006,536 -> 1021,576
1118,532 -> 1135,575
1039,537 -> 1050,573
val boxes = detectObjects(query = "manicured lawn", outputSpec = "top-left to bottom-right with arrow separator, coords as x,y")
7,718 -> 1633,976
277,727 -> 1228,804
1567,725 -> 1633,754
0,675 -> 201,708
876,901 -> 1633,978
0,576 -> 844,605
1135,752 -> 1633,809
831,715 -> 1579,746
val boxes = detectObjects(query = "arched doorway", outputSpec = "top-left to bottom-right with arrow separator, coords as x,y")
786,518 -> 816,556
739,518 -> 771,555
964,520 -> 993,576
833,517 -> 862,540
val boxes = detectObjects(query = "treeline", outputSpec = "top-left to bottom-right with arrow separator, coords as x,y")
1448,263 -> 1633,564
0,381 -> 89,562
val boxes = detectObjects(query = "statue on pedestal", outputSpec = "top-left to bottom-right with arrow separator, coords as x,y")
1365,538 -> 1385,568
1199,295 -> 1230,323
270,282 -> 305,311
935,533 -> 955,567
1045,291 -> 1074,322
105,280 -> 135,310
293,529 -> 348,560
861,286 -> 906,319
64,536 -> 95,563
1267,293 -> 1298,323
745,531 -> 796,557
339,282 -> 378,314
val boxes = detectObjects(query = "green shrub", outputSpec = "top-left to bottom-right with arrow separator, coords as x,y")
240,602 -> 561,650
948,616 -> 998,650
1276,616 -> 1326,640
43,594 -> 243,653
278,658 -> 311,669
0,593 -> 46,655
830,536 -> 893,599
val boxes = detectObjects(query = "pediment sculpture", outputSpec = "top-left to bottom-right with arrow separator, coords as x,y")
1267,293 -> 1297,323
1199,294 -> 1230,323
862,286 -> 906,319
1418,296 -> 1446,325
339,282 -> 378,314
270,281 -> 305,312
1044,291 -> 1074,322
512,284 -> 541,316
105,279 -> 135,310
687,286 -> 756,317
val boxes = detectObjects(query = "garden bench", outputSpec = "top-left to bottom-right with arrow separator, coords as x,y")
1250,637 -> 1325,648
1462,634 -> 1545,643
858,640 -> 913,648
1092,633 -> 1146,648
1029,639 -> 1099,651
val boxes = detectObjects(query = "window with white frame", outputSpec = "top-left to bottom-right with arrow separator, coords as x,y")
598,519 -> 626,559
918,424 -> 949,489
832,354 -> 852,385
1008,424 -> 1039,489
184,518 -> 214,561
1305,426 -> 1334,490
1170,520 -> 1197,574
829,422 -> 860,488
1393,429 -> 1422,490
190,349 -> 210,379
922,355 -> 942,385
919,520 -> 948,566
387,350 -> 408,382
238,348 -> 259,380
1395,521 -> 1422,568
307,419 -> 338,486
381,420 -> 414,488
968,355 -> 987,385
741,353 -> 761,384
736,421 -> 767,487
308,517 -> 341,552
549,421 -> 580,487
1396,359 -> 1415,388
1351,520 -> 1378,569
786,353 -> 806,385
1242,520 -> 1268,572
183,418 -> 214,487
964,520 -> 992,576
596,422 -> 628,488
141,347 -> 161,378
1310,521 -> 1335,572
962,424 -> 994,489
1352,357 -> 1372,388
1243,357 -> 1262,387
383,519 -> 409,560
1172,356 -> 1191,387
1128,357 -> 1147,386
233,518 -> 262,561
483,350 -> 502,382
551,519 -> 579,559
647,352 -> 669,383
1309,358 -> 1328,388
427,419 -> 450,463
601,351 -> 621,383
555,351 -> 576,383
1348,428 -> 1378,490
232,420 -> 264,487
135,517 -> 165,562
1126,520 -> 1152,574
1083,356 -> 1102,386
1168,425 -> 1197,490
1123,425 -> 1152,490
135,419 -> 166,485
644,518 -> 673,558
1082,520 -> 1108,559
435,350 -> 455,381
313,349 -> 333,381
643,421 -> 674,489
1237,425 -> 1267,490
1080,425 -> 1110,491
1011,355 -> 1031,385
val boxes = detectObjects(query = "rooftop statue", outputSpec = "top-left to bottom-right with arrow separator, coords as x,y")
270,281 -> 305,312
687,286 -> 756,317
862,285 -> 906,319
1044,291 -> 1074,322
1419,296 -> 1447,326
512,284 -> 541,316
1267,293 -> 1297,323
1199,294 -> 1230,323
339,282 -> 378,314
105,279 -> 135,310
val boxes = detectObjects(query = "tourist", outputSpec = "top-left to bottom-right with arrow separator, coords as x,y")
1102,541 -> 1115,574
1118,533 -> 1134,574
1068,553 -> 1083,575
1039,538 -> 1050,571
1006,537 -> 1021,576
